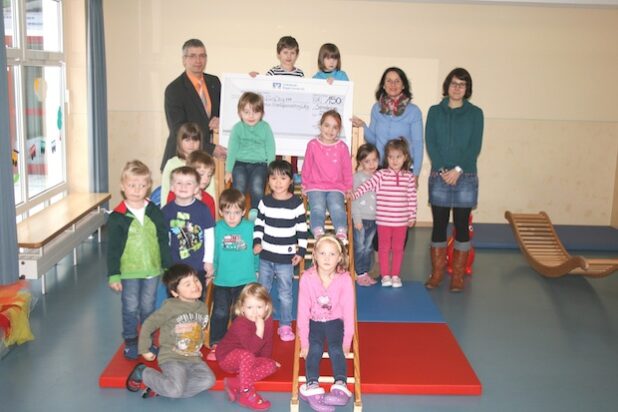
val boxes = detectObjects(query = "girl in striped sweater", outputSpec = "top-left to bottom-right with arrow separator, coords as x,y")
351,138 -> 417,288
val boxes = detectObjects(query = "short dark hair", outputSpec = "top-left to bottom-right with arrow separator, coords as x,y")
182,39 -> 205,55
442,67 -> 473,99
219,188 -> 246,212
375,67 -> 412,101
317,43 -> 341,72
276,36 -> 299,54
163,263 -> 198,295
170,166 -> 200,185
383,138 -> 412,170
267,159 -> 293,180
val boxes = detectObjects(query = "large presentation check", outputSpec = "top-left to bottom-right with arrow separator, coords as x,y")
219,74 -> 354,156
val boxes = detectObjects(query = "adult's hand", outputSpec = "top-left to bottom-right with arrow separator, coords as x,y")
213,144 -> 227,160
441,169 -> 461,186
351,116 -> 366,128
208,116 -> 220,131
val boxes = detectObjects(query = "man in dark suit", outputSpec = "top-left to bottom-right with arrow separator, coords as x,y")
161,38 -> 227,171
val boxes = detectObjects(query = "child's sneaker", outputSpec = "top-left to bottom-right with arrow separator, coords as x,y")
356,273 -> 375,287
126,363 -> 146,392
237,387 -> 271,411
312,227 -> 325,240
278,325 -> 295,342
123,338 -> 138,360
381,275 -> 392,287
206,344 -> 217,361
323,382 -> 352,406
391,276 -> 403,288
299,383 -> 335,412
141,387 -> 158,399
224,377 -> 239,402
335,229 -> 348,244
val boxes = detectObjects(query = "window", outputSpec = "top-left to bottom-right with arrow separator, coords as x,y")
4,0 -> 66,215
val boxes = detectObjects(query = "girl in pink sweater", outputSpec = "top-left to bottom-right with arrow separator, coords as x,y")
217,283 -> 278,411
297,235 -> 355,411
302,110 -> 353,242
351,138 -> 417,288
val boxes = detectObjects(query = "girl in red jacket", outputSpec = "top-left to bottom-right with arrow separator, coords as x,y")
217,283 -> 278,410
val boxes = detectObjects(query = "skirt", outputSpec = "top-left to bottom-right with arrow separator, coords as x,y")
428,172 -> 478,208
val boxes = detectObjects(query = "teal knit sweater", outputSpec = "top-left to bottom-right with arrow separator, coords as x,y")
425,98 -> 484,173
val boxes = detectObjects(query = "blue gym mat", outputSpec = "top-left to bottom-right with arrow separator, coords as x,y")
269,279 -> 444,323
472,223 -> 618,252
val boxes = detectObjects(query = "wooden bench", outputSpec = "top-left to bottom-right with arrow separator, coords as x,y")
17,193 -> 111,294
505,211 -> 618,278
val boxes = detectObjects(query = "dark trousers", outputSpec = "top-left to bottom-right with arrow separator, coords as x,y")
210,284 -> 246,345
431,206 -> 472,243
306,319 -> 346,384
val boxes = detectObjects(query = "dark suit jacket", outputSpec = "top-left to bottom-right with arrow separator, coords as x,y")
161,71 -> 221,171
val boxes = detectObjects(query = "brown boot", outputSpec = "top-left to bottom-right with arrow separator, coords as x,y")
450,249 -> 469,292
425,247 -> 447,289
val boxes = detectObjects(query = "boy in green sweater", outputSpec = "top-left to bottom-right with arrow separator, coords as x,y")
206,188 -> 260,361
126,263 -> 215,399
107,160 -> 171,360
224,92 -> 276,218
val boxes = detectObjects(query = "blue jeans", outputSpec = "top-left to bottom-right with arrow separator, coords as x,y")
307,191 -> 347,234
210,284 -> 246,345
121,276 -> 159,340
353,219 -> 377,275
232,161 -> 267,210
306,319 -> 346,384
258,259 -> 294,327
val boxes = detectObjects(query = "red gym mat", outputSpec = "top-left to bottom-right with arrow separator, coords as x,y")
99,322 -> 481,395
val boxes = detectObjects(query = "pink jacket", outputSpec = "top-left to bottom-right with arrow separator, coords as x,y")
297,266 -> 355,351
302,138 -> 353,193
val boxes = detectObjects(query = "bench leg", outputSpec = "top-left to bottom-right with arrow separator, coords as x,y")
41,275 -> 46,295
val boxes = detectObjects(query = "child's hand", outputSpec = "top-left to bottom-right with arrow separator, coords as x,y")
354,222 -> 363,230
408,219 -> 416,228
326,77 -> 334,85
249,71 -> 259,78
224,172 -> 233,185
343,345 -> 352,357
253,244 -> 263,254
109,282 -> 122,293
300,348 -> 308,359
346,191 -> 355,201
204,262 -> 214,278
255,316 -> 265,338
275,361 -> 281,368
205,273 -> 214,286
291,254 -> 302,266
142,352 -> 156,361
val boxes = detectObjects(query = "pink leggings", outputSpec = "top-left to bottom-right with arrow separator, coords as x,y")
378,225 -> 407,277
218,349 -> 277,390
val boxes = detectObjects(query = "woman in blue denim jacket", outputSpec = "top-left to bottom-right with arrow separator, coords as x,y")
424,67 -> 484,293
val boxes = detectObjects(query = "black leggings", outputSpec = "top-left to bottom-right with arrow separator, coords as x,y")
431,206 -> 472,243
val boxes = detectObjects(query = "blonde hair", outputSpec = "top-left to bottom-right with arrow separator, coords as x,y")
233,283 -> 273,319
120,159 -> 152,186
312,234 -> 348,272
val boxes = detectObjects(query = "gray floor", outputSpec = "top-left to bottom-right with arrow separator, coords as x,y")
1,228 -> 618,412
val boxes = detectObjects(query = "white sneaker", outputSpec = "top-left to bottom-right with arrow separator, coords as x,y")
391,276 -> 403,288
381,275 -> 392,287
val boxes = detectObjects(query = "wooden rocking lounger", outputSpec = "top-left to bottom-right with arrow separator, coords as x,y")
504,211 -> 618,278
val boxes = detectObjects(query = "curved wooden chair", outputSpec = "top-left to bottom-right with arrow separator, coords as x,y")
504,211 -> 618,278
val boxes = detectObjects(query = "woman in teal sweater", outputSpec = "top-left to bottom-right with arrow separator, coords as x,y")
424,68 -> 484,293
